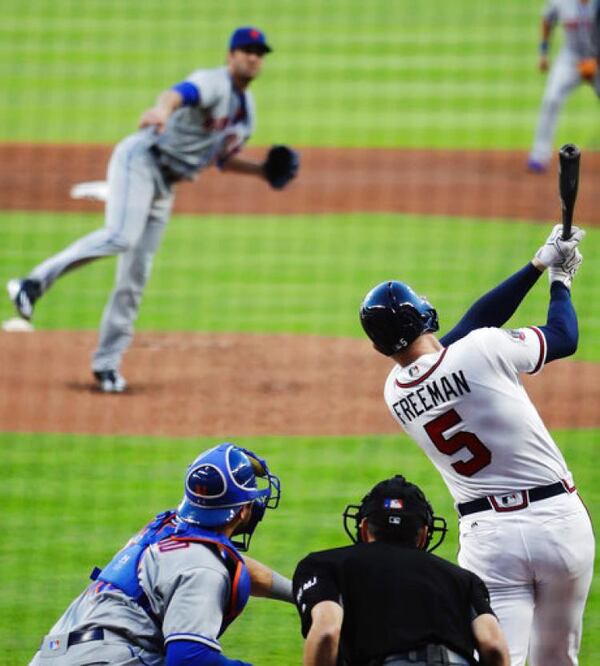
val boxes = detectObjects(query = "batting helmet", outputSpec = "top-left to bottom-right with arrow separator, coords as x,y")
343,475 -> 447,552
177,443 -> 280,550
359,281 -> 439,356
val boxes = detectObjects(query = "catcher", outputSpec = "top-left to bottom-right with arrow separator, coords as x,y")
7,26 -> 299,393
31,443 -> 293,665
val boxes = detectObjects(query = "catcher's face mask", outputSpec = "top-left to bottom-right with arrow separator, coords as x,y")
342,475 -> 447,553
177,443 -> 280,551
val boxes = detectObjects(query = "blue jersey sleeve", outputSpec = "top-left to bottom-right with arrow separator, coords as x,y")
440,263 -> 542,346
538,282 -> 578,362
172,81 -> 201,107
166,640 -> 252,666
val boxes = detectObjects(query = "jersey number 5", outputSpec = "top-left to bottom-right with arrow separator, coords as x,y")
424,409 -> 492,477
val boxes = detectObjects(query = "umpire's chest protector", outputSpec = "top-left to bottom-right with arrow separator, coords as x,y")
92,510 -> 250,633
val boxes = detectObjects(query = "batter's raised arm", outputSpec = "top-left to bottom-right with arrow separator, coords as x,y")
440,263 -> 542,346
441,224 -> 585,346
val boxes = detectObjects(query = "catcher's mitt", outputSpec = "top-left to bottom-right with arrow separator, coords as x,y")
263,145 -> 299,189
578,58 -> 598,82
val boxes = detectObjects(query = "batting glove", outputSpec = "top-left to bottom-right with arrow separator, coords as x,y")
548,248 -> 583,289
534,224 -> 585,268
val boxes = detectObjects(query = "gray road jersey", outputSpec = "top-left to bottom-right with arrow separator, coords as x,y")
156,66 -> 255,179
545,0 -> 597,58
37,541 -> 231,660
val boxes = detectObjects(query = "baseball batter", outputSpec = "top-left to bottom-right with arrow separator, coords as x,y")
7,26 -> 299,392
359,225 -> 594,666
528,0 -> 600,172
30,443 -> 293,665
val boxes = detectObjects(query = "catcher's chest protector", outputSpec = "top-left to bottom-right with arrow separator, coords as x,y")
91,510 -> 250,633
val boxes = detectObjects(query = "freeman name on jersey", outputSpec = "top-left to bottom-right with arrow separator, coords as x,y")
392,371 -> 471,425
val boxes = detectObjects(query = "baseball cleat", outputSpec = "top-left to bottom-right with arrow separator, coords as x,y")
93,370 -> 128,393
6,278 -> 41,321
527,158 -> 548,174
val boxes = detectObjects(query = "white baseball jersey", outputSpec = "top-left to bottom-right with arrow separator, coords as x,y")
157,66 -> 256,177
32,541 -> 231,664
384,327 -> 572,504
544,0 -> 597,58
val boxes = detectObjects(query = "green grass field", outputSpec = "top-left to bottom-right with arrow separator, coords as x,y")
1,0 -> 600,148
1,0 -> 599,664
1,431 -> 598,663
1,212 -> 600,360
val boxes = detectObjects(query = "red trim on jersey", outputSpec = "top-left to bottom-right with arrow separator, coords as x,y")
561,478 -> 577,493
527,326 -> 546,375
395,348 -> 448,388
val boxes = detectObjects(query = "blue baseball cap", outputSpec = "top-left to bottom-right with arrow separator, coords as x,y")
229,26 -> 272,54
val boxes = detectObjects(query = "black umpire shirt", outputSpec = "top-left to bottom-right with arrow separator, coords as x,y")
293,541 -> 494,666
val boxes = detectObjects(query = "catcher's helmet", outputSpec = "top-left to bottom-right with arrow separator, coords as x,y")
359,281 -> 439,356
343,475 -> 447,552
177,443 -> 280,550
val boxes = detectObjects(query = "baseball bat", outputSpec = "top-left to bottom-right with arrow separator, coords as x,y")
558,143 -> 581,240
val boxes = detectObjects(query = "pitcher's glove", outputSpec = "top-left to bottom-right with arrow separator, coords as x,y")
263,145 -> 300,189
578,58 -> 598,82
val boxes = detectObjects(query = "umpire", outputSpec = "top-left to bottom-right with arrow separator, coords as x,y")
293,476 -> 509,666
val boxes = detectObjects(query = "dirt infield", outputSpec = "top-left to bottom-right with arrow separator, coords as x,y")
2,143 -> 600,223
1,330 -> 598,436
1,142 -> 598,437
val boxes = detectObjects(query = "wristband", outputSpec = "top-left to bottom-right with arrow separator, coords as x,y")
539,40 -> 549,56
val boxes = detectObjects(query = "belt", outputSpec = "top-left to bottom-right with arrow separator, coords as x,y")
149,145 -> 184,184
67,628 -> 104,647
457,480 -> 574,517
381,644 -> 468,665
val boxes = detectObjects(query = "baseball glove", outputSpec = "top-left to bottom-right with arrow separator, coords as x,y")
578,58 -> 598,82
263,145 -> 300,189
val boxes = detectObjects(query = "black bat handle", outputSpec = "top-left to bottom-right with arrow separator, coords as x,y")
558,144 -> 581,240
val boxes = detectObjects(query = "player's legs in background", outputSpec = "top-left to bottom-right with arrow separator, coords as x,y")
457,514 -> 533,665
529,54 -> 582,168
526,496 -> 594,666
91,192 -> 173,374
27,134 -> 157,296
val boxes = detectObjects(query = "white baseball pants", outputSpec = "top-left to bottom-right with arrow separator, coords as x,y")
458,490 -> 594,666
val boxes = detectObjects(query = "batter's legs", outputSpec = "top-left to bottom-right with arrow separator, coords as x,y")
486,584 -> 534,666
527,503 -> 594,666
92,193 -> 173,374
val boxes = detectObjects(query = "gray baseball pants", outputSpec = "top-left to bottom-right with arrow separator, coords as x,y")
28,130 -> 174,373
30,630 -> 162,665
530,52 -> 600,164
